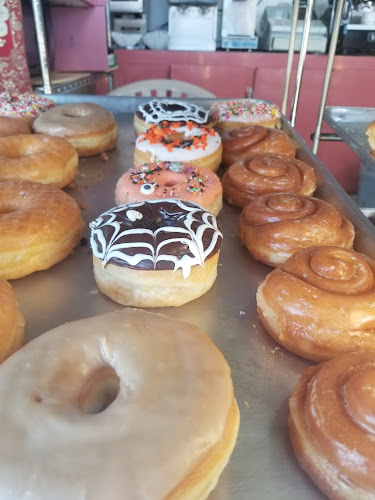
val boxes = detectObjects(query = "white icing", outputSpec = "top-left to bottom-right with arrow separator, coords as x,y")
139,99 -> 208,124
126,210 -> 143,222
140,183 -> 156,195
89,200 -> 222,279
135,124 -> 221,162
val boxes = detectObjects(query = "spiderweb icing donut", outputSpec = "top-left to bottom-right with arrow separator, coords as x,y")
0,308 -> 239,499
114,161 -> 223,216
134,121 -> 222,173
89,199 -> 223,307
134,99 -> 210,136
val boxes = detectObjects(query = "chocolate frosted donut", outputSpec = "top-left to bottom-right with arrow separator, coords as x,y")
134,99 -> 209,136
90,199 -> 223,307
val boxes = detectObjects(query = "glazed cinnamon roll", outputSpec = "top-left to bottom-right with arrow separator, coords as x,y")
240,194 -> 355,267
257,246 -> 375,362
222,154 -> 316,208
221,126 -> 295,167
289,350 -> 375,499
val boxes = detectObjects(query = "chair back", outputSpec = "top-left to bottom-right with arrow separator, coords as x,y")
108,79 -> 215,98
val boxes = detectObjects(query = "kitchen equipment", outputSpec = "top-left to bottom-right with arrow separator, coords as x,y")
168,3 -> 218,51
258,4 -> 328,52
108,0 -> 143,13
221,0 -> 259,49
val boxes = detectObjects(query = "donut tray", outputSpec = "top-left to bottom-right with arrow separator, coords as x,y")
12,95 -> 375,500
324,106 -> 375,168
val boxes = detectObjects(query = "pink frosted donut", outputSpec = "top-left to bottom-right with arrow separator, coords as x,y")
0,93 -> 55,126
115,161 -> 223,216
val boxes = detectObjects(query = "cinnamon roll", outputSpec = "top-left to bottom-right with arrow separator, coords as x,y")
90,199 -> 222,307
257,246 -> 375,362
289,350 -> 375,499
240,194 -> 355,267
222,154 -> 316,208
221,126 -> 295,167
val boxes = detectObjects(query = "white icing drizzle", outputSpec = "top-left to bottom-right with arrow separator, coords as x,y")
138,100 -> 209,124
89,200 -> 222,279
126,210 -> 143,222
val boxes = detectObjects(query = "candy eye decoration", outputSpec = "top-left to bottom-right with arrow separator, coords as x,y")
140,183 -> 156,195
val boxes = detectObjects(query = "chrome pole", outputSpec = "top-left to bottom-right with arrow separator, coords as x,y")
31,0 -> 52,94
281,0 -> 300,116
312,0 -> 345,154
290,0 -> 315,127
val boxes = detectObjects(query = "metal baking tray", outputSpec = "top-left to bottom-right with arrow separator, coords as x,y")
324,106 -> 375,167
11,96 -> 375,500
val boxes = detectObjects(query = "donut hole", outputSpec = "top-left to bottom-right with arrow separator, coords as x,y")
78,365 -> 120,415
0,205 -> 16,215
62,107 -> 90,118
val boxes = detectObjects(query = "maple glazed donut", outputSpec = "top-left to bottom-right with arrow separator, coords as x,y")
256,246 -> 375,362
0,134 -> 78,188
0,116 -> 31,138
222,154 -> 316,208
0,308 -> 240,499
221,125 -> 295,167
90,199 -> 223,307
240,194 -> 355,267
115,161 -> 223,216
134,121 -> 222,173
210,99 -> 281,131
134,99 -> 210,136
0,92 -> 55,126
289,350 -> 375,500
32,102 -> 118,157
0,180 -> 85,280
0,278 -> 24,363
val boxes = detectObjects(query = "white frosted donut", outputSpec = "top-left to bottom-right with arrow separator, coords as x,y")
134,99 -> 210,136
134,121 -> 222,172
32,102 -> 118,158
210,99 -> 281,131
0,308 -> 240,500
90,199 -> 223,307
0,92 -> 55,126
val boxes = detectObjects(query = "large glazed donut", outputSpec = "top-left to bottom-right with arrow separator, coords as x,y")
0,278 -> 24,363
90,199 -> 223,307
134,99 -> 210,136
257,246 -> 375,362
221,125 -> 295,167
240,194 -> 355,267
210,99 -> 281,131
32,102 -> 118,157
0,134 -> 78,188
366,120 -> 375,155
0,180 -> 85,279
134,121 -> 222,173
0,92 -> 55,126
222,154 -> 316,208
0,116 -> 31,138
0,308 -> 240,500
289,350 -> 375,500
115,161 -> 223,216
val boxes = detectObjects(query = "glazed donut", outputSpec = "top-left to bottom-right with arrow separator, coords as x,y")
289,350 -> 375,500
222,154 -> 316,208
0,92 -> 55,126
0,180 -> 85,280
221,125 -> 295,167
0,116 -> 31,138
0,308 -> 240,499
0,134 -> 78,188
240,194 -> 355,267
0,278 -> 24,363
115,161 -> 223,216
90,199 -> 222,307
210,99 -> 281,131
134,99 -> 210,136
134,121 -> 222,173
32,102 -> 118,157
366,120 -> 375,155
256,246 -> 375,362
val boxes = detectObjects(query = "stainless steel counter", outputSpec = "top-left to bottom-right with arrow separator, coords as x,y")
11,96 -> 375,499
